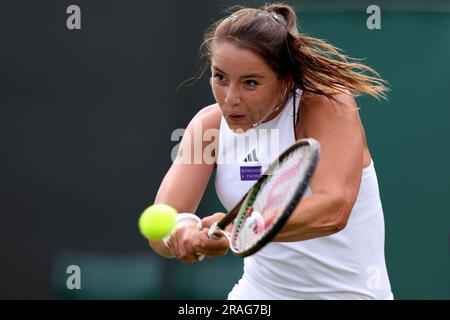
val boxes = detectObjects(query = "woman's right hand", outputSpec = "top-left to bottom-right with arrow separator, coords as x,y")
165,222 -> 203,264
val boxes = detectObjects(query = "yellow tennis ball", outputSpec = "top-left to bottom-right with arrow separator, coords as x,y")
138,204 -> 177,240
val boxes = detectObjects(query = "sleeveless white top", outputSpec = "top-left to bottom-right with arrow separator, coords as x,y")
215,91 -> 393,300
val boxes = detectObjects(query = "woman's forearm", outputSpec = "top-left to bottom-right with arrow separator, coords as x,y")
273,192 -> 349,242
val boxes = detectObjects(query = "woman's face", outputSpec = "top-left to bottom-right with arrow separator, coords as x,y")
210,41 -> 286,131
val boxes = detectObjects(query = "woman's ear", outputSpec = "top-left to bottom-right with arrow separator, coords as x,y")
282,76 -> 294,96
285,75 -> 294,88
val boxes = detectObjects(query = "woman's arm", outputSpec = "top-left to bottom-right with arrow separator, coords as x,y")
149,105 -> 221,258
274,92 -> 364,242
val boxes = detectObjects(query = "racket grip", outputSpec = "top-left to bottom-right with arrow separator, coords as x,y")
207,222 -> 220,239
207,222 -> 232,241
197,253 -> 205,261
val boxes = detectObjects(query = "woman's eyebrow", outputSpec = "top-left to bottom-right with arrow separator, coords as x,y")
212,66 -> 265,79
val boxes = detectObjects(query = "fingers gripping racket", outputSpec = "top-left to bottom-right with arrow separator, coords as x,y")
208,138 -> 320,257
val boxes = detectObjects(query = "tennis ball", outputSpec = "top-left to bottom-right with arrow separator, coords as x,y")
138,204 -> 177,240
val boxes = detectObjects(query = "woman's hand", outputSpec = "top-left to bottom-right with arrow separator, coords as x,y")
166,213 -> 230,263
193,213 -> 230,258
165,222 -> 203,264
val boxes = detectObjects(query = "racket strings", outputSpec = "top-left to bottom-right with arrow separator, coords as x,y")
234,145 -> 312,251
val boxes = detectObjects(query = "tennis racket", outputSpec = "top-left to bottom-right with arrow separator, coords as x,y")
208,137 -> 320,257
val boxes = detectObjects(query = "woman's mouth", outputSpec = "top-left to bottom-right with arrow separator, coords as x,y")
227,114 -> 246,122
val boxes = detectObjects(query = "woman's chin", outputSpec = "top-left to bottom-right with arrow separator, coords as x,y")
227,123 -> 252,133
225,115 -> 252,130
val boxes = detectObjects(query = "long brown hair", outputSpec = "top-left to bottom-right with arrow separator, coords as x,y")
200,3 -> 389,107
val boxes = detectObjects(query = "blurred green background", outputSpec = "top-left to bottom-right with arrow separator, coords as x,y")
2,0 -> 449,299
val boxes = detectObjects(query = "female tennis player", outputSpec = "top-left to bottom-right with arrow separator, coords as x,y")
148,3 -> 393,299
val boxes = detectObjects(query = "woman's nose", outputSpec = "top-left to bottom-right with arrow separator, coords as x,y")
224,84 -> 241,106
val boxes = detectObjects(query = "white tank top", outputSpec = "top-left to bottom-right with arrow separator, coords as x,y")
215,91 -> 393,300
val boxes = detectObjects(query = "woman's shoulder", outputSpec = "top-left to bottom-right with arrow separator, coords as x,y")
297,90 -> 359,136
300,90 -> 357,120
189,103 -> 222,131
301,89 -> 355,109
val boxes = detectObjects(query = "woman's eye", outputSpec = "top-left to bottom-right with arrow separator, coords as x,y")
213,73 -> 225,81
244,80 -> 258,87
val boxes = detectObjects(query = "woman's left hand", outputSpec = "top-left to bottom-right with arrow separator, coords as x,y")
193,213 -> 230,258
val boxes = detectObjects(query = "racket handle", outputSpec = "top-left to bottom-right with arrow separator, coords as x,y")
197,253 -> 205,261
207,222 -> 220,239
207,222 -> 232,242
163,213 -> 205,262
